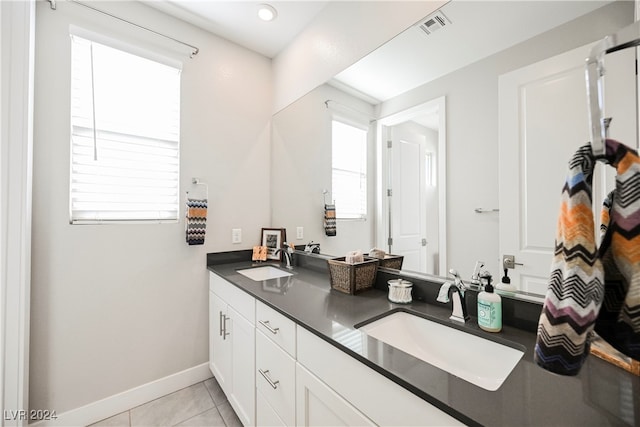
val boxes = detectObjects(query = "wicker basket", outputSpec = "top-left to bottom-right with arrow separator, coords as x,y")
364,253 -> 404,270
378,254 -> 404,270
327,257 -> 378,294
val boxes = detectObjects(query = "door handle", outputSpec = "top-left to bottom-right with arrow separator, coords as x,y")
258,369 -> 280,389
258,320 -> 280,335
421,238 -> 428,246
503,255 -> 524,269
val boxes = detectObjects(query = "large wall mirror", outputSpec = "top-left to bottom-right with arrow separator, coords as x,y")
271,0 -> 634,301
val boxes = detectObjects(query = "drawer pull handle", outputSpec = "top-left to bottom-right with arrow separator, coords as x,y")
259,320 -> 280,335
258,369 -> 279,389
219,311 -> 224,337
220,313 -> 230,340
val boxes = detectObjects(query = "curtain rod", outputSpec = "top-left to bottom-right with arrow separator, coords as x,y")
324,99 -> 377,123
47,0 -> 199,58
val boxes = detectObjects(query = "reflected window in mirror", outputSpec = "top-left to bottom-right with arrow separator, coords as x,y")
331,118 -> 368,219
425,152 -> 436,187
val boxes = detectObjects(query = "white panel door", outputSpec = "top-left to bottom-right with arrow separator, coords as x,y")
390,126 -> 428,272
498,43 -> 636,295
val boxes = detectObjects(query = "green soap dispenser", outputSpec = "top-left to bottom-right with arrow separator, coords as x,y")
477,273 -> 502,332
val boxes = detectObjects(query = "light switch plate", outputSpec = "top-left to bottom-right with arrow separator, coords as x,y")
232,228 -> 242,244
296,226 -> 304,239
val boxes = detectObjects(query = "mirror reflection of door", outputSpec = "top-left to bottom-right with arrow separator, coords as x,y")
388,122 -> 438,274
381,98 -> 444,275
498,43 -> 637,294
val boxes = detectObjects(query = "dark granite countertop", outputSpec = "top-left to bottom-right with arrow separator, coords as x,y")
207,257 -> 638,426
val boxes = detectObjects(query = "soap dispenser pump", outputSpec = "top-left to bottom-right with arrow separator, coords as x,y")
477,273 -> 502,333
496,268 -> 517,293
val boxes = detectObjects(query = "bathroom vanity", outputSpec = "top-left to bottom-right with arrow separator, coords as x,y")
207,251 -> 638,426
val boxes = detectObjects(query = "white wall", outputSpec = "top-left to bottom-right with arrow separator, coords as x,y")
272,1 -> 446,113
378,0 -> 633,279
271,84 -> 375,256
30,1 -> 272,414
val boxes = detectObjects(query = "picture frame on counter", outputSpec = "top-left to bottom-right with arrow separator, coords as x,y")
261,227 -> 287,260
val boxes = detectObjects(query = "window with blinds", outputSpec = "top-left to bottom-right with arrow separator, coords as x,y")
70,35 -> 181,223
331,119 -> 368,219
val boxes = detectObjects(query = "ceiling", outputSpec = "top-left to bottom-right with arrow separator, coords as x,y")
147,0 -> 613,108
144,1 -> 329,58
332,0 -> 611,103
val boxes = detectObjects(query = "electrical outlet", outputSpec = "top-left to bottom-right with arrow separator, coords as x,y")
232,228 -> 242,244
296,226 -> 304,239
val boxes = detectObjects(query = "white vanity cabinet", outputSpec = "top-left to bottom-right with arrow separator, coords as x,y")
209,274 -> 256,426
255,301 -> 297,426
296,327 -> 464,426
209,271 -> 465,427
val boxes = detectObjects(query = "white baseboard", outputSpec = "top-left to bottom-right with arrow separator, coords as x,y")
30,363 -> 212,427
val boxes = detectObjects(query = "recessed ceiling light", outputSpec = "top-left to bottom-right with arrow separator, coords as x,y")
257,4 -> 277,22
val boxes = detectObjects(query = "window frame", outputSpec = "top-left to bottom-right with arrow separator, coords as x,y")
68,32 -> 182,225
330,114 -> 369,221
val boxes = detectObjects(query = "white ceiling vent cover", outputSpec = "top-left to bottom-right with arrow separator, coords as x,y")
418,10 -> 451,35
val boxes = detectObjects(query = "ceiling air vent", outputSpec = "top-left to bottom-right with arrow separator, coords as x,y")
418,10 -> 451,36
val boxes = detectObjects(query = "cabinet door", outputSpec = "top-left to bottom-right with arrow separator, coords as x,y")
229,305 -> 256,426
257,391 -> 286,427
296,363 -> 375,427
210,291 -> 231,394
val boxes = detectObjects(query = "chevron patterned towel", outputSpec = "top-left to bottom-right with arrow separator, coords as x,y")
186,198 -> 207,245
535,139 -> 640,375
324,203 -> 336,236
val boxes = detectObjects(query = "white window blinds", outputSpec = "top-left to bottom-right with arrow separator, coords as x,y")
70,35 -> 181,223
331,119 -> 368,219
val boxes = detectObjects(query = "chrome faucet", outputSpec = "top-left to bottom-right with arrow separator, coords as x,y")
470,261 -> 485,290
274,243 -> 294,270
436,269 -> 470,323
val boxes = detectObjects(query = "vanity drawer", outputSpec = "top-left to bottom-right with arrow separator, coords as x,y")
209,273 -> 255,324
256,330 -> 296,426
257,390 -> 286,427
256,300 -> 296,357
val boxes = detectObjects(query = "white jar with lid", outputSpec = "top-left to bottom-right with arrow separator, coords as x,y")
388,279 -> 413,304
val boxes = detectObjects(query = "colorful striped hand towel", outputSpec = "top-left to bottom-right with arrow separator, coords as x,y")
186,198 -> 207,245
324,203 -> 336,236
535,139 -> 640,375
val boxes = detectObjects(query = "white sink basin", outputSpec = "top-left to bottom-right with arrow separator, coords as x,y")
237,266 -> 293,281
358,311 -> 524,391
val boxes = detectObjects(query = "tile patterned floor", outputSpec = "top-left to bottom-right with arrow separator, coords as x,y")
89,377 -> 241,427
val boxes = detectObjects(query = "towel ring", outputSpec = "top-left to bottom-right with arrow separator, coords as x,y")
188,177 -> 208,199
323,189 -> 334,205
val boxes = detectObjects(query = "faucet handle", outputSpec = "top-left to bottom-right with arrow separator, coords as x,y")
437,282 -> 451,303
448,269 -> 466,290
471,261 -> 485,280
